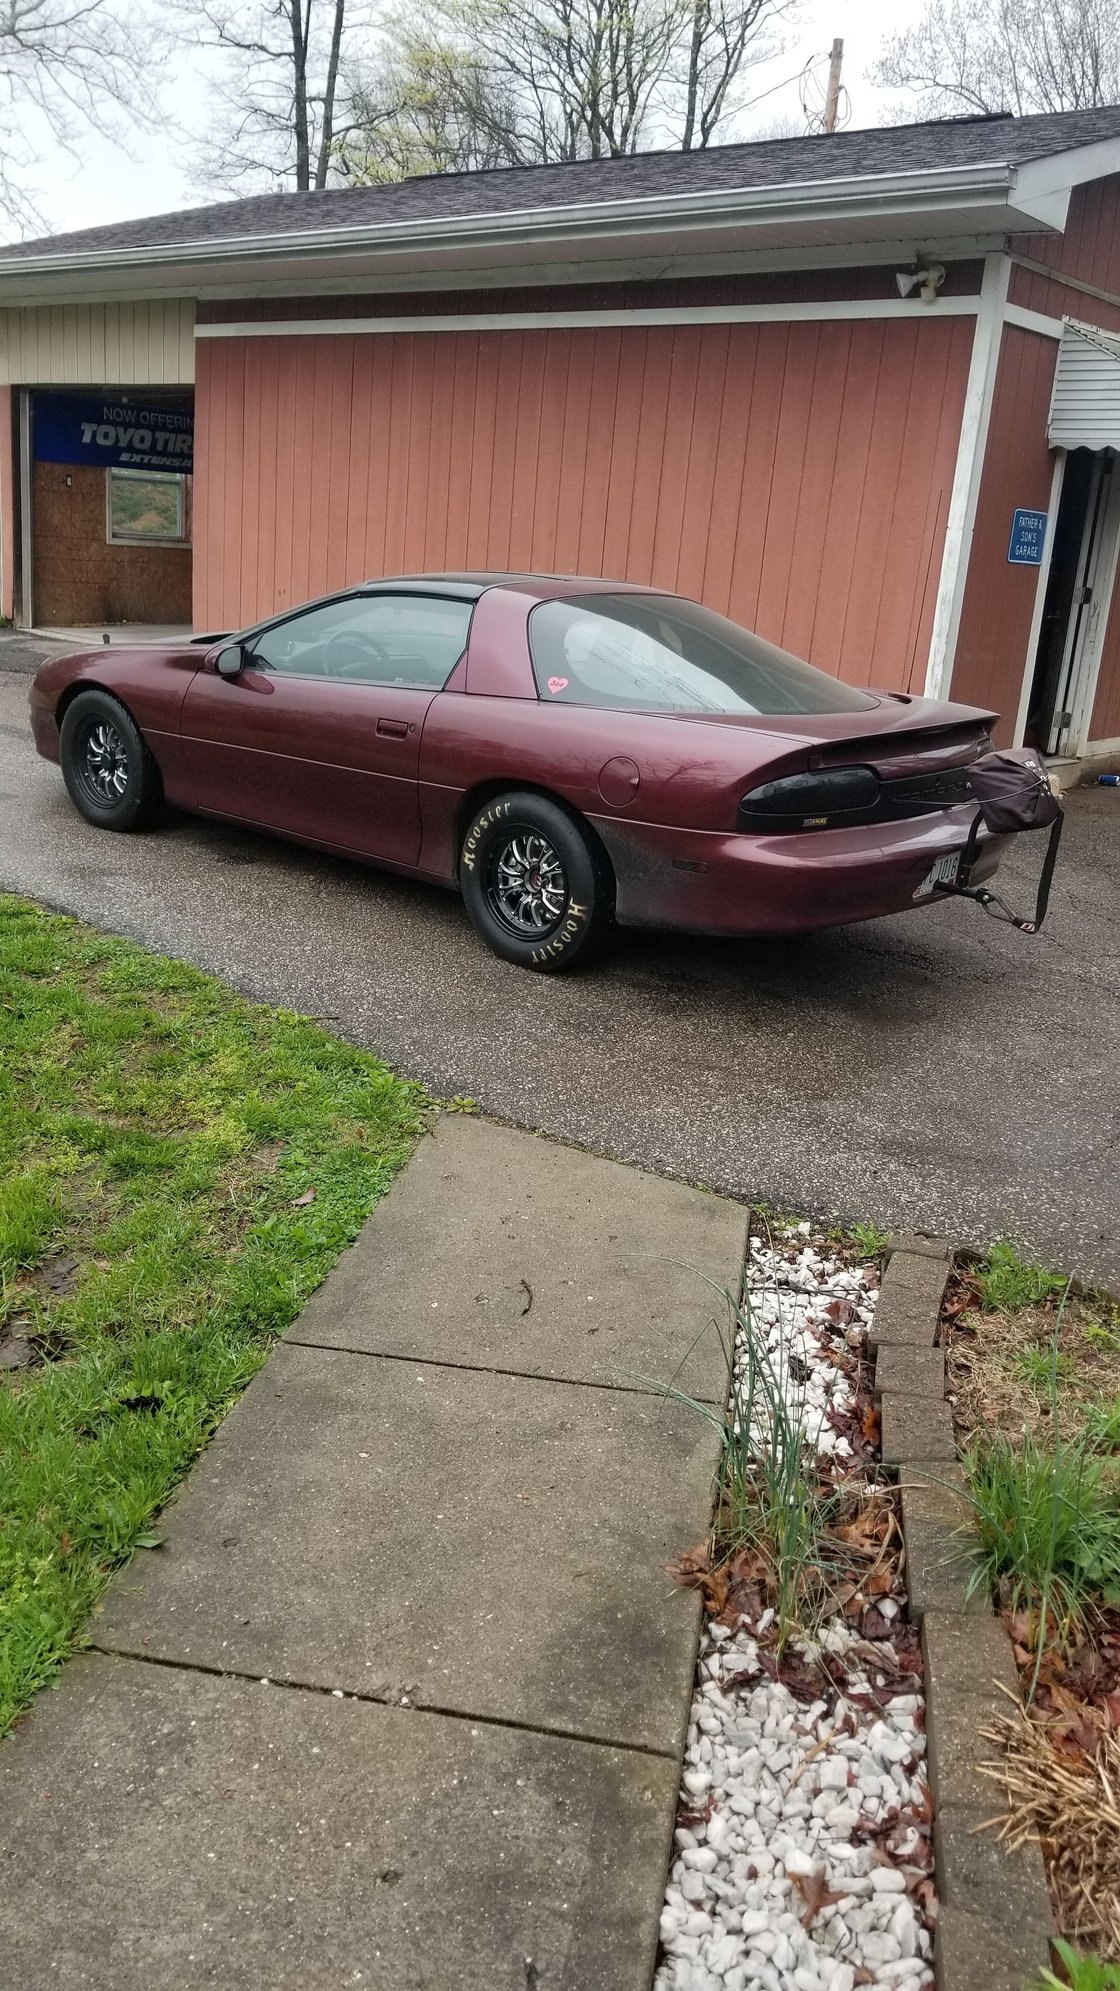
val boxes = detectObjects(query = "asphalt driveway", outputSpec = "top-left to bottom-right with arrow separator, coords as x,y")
2,656 -> 1118,1286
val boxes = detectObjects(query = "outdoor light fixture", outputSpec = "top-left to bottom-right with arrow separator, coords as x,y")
895,262 -> 946,303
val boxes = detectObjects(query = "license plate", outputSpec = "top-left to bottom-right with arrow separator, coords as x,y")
913,850 -> 961,900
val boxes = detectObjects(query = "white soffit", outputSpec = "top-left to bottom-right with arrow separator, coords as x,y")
1049,316 -> 1120,448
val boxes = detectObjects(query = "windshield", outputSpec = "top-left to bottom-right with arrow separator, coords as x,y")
528,595 -> 877,717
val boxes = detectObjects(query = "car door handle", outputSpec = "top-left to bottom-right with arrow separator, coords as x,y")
376,717 -> 410,738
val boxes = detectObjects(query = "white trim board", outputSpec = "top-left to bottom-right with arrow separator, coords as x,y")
1068,459 -> 1120,757
1010,252 -> 1120,316
1012,453 -> 1066,748
194,296 -> 982,339
17,388 -> 32,630
924,253 -> 1012,702
1004,302 -> 1064,340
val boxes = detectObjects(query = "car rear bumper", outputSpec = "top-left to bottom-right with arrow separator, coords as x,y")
592,805 -> 1009,936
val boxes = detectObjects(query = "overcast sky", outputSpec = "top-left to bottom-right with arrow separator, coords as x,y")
15,0 -> 926,239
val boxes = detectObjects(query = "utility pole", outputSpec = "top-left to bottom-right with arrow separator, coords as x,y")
823,37 -> 844,133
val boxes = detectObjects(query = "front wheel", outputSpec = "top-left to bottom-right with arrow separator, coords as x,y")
459,792 -> 613,972
59,689 -> 163,832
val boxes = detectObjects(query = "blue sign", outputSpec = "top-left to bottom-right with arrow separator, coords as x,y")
1008,508 -> 1047,565
34,393 -> 193,475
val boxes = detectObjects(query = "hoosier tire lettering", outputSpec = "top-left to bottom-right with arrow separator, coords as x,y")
530,902 -> 589,964
458,794 -> 612,973
461,799 -> 512,873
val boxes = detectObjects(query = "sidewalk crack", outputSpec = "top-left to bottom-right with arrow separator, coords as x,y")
87,1640 -> 683,1762
281,1335 -> 724,1404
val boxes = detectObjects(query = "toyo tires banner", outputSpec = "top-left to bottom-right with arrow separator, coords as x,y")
34,393 -> 194,474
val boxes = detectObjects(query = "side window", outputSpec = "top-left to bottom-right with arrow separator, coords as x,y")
248,594 -> 473,688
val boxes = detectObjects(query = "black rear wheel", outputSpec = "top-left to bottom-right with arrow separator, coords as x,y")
460,792 -> 613,972
59,689 -> 163,832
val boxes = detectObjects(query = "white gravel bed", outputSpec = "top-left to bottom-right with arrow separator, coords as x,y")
655,1231 -> 935,1991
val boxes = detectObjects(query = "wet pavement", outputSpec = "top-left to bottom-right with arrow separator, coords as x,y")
2,664 -> 1118,1286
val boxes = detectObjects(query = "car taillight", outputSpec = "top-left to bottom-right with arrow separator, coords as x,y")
739,767 -> 880,832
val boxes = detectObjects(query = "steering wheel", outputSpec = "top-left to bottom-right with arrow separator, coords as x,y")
330,636 -> 394,679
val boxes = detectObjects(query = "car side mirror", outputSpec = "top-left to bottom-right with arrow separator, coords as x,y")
215,644 -> 246,678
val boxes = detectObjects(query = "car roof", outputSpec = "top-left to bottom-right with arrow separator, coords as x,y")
357,572 -> 663,599
236,572 -> 664,641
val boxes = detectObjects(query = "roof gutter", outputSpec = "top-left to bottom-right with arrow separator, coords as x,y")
0,160 -> 1022,282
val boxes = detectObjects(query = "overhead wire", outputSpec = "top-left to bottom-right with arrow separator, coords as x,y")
799,49 -> 852,134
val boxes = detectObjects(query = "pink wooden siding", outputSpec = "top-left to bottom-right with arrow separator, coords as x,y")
1008,177 -> 1120,744
194,317 -> 972,690
1010,176 -> 1120,333
1091,592 -> 1120,743
951,324 -> 1058,734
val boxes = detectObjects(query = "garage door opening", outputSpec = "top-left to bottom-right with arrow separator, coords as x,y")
20,389 -> 194,637
1024,445 -> 1120,757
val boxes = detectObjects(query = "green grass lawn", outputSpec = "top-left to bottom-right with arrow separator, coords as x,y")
0,895 -> 426,1735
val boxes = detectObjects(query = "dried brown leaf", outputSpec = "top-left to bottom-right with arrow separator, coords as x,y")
790,1867 -> 846,1929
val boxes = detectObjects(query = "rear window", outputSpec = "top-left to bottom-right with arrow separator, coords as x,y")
528,595 -> 877,716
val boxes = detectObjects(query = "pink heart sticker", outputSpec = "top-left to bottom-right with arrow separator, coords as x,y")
547,676 -> 568,695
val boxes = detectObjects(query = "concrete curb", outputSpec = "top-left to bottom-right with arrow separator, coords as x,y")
874,1234 -> 1054,1991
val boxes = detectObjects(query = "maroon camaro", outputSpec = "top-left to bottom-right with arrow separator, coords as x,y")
29,574 -> 1009,972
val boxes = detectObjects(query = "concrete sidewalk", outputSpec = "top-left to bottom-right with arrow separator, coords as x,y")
0,1116 -> 745,1990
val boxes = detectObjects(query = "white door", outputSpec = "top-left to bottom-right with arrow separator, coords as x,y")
1050,449 -> 1120,756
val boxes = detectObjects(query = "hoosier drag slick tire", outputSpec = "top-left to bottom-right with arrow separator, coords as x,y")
459,791 -> 613,972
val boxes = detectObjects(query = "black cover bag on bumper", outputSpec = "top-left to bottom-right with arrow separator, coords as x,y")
945,748 -> 1064,934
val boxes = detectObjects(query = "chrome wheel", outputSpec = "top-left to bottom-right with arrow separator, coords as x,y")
74,718 -> 130,808
487,830 -> 568,936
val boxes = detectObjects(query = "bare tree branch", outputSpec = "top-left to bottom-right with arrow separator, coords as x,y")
315,0 -> 346,183
341,0 -> 800,180
173,0 -> 801,195
874,0 -> 1120,118
175,0 -> 374,193
680,0 -> 790,149
0,0 -> 151,227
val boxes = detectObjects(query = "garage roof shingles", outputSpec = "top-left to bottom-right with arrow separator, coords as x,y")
7,105 -> 1120,263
